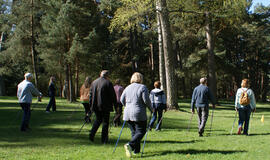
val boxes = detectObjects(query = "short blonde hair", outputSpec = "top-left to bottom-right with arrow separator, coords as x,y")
241,79 -> 249,88
130,72 -> 143,84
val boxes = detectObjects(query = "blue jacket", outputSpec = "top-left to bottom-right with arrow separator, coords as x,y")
191,84 -> 214,110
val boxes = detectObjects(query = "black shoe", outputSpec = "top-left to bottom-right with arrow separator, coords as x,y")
198,131 -> 203,137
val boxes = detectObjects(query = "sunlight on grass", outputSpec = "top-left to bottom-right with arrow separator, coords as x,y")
0,97 -> 270,160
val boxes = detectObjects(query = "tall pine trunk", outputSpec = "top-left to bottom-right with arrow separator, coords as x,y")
30,0 -> 38,87
156,2 -> 166,91
205,11 -> 217,103
157,0 -> 178,109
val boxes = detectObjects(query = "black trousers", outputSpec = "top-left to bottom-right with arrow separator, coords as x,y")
20,103 -> 31,131
82,103 -> 91,115
46,96 -> 56,111
113,102 -> 123,126
127,120 -> 147,153
89,111 -> 110,143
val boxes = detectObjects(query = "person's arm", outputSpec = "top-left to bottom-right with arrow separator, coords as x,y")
89,86 -> 93,108
149,91 -> 154,108
235,89 -> 240,111
109,82 -> 117,108
250,90 -> 256,112
30,83 -> 42,97
142,86 -> 154,113
120,90 -> 126,106
162,92 -> 167,111
191,88 -> 196,113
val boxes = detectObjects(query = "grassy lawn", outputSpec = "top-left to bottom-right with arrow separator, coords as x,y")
0,96 -> 270,160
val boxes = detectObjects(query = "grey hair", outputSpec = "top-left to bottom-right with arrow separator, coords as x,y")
100,70 -> 109,78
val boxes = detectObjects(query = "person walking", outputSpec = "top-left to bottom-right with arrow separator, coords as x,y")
149,81 -> 167,131
80,77 -> 92,123
120,72 -> 154,158
113,79 -> 124,127
46,76 -> 56,113
17,73 -> 42,132
191,77 -> 215,137
235,79 -> 256,135
89,70 -> 116,144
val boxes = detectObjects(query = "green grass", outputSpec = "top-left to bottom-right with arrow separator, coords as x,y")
0,96 -> 270,160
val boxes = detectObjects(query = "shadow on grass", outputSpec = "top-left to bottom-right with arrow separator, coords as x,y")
144,149 -> 246,157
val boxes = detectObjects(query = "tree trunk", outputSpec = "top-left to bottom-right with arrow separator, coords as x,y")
30,0 -> 38,87
157,0 -> 178,109
65,64 -> 70,101
205,11 -> 217,104
75,57 -> 79,98
68,64 -> 74,102
156,2 -> 166,92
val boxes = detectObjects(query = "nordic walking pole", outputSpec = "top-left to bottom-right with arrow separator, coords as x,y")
230,110 -> 238,135
141,113 -> 153,157
77,120 -> 87,135
209,106 -> 215,135
112,120 -> 126,153
77,111 -> 93,135
187,112 -> 194,132
156,115 -> 164,130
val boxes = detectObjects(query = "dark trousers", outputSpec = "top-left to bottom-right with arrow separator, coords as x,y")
238,105 -> 252,134
82,103 -> 91,115
196,106 -> 209,134
89,111 -> 110,143
149,105 -> 164,130
127,120 -> 147,153
113,102 -> 123,126
46,96 -> 56,111
20,103 -> 31,131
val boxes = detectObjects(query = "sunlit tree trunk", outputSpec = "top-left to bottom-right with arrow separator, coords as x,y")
157,0 -> 178,109
156,2 -> 166,91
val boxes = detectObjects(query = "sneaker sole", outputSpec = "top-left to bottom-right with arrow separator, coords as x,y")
124,144 -> 132,158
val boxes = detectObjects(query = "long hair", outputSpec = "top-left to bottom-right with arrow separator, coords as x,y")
84,77 -> 91,88
49,76 -> 55,86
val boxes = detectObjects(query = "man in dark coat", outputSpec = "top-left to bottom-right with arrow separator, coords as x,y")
89,70 -> 117,143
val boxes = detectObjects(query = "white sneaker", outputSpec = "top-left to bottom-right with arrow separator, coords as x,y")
46,111 -> 50,113
124,144 -> 132,158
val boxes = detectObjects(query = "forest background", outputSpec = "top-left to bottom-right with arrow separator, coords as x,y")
0,0 -> 269,108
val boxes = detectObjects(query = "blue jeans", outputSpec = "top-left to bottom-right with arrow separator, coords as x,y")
46,96 -> 56,111
238,105 -> 252,134
149,104 -> 164,130
20,103 -> 31,131
127,120 -> 147,153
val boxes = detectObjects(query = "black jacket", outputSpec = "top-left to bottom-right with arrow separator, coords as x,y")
89,77 -> 116,112
48,83 -> 56,97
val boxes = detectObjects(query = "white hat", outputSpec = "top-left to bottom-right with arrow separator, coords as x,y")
24,73 -> 33,78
